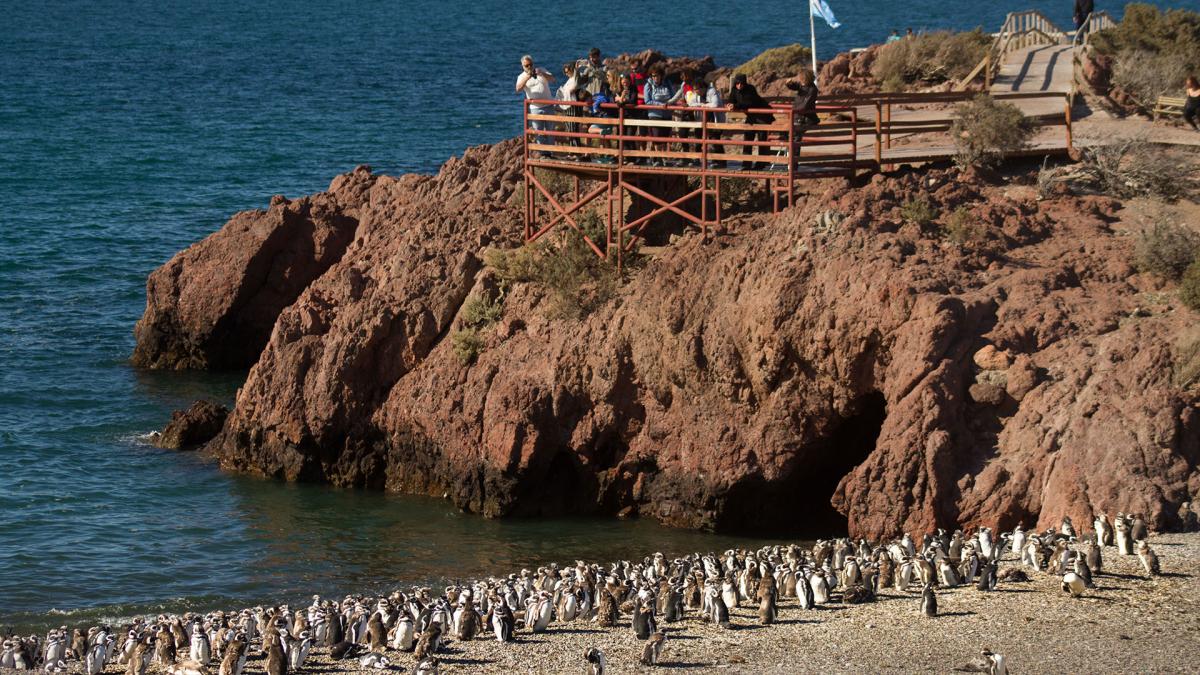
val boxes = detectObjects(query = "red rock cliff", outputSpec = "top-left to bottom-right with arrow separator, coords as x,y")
137,139 -> 1199,539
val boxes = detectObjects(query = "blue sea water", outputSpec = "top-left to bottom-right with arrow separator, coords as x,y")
0,0 -> 1188,628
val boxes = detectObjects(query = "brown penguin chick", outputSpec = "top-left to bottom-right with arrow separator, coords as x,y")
170,618 -> 189,652
757,584 -> 777,624
597,589 -> 619,628
640,631 -> 666,666
128,639 -> 152,675
155,626 -> 177,665
264,639 -> 286,675
413,623 -> 443,661
457,605 -> 480,641
876,554 -> 895,589
366,612 -> 386,652
1137,540 -> 1161,576
70,628 -> 87,662
291,612 -> 308,638
218,635 -> 246,675
996,567 -> 1029,583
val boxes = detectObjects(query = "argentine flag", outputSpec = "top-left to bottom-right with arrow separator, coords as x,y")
811,0 -> 841,29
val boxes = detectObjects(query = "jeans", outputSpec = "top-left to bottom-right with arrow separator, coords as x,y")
530,105 -> 553,149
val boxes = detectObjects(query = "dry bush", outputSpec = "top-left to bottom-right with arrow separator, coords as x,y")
1074,137 -> 1191,201
1182,260 -> 1200,312
461,293 -> 503,329
1174,328 -> 1200,389
1135,220 -> 1200,280
900,197 -> 939,227
480,210 -> 617,320
951,95 -> 1033,170
735,44 -> 812,77
942,206 -> 986,245
451,329 -> 485,365
872,30 -> 990,91
1112,49 -> 1191,108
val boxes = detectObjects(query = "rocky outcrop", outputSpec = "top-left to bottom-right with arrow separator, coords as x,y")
131,166 -> 378,369
153,400 -> 229,450
154,136 -> 1197,539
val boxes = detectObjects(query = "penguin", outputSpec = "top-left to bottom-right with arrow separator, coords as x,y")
1086,540 -> 1103,575
127,638 -> 151,675
85,637 -> 108,675
1115,515 -> 1134,555
920,583 -> 938,617
166,660 -> 208,675
796,573 -> 815,610
1010,524 -> 1026,557
287,631 -> 311,671
640,630 -> 667,666
1137,540 -> 1161,576
596,589 -> 618,628
154,626 -> 176,666
1061,516 -> 1076,538
1094,514 -> 1113,546
357,652 -> 390,669
419,618 -> 446,653
975,560 -> 998,591
366,611 -> 386,652
757,583 -> 778,624
492,602 -> 515,643
264,637 -> 286,675
705,584 -> 731,629
810,570 -> 830,604
937,558 -> 960,587
415,656 -> 440,675
584,647 -> 606,675
391,614 -> 416,651
632,602 -> 657,641
217,633 -> 246,675
1062,571 -> 1086,598
996,567 -> 1028,583
70,629 -> 87,664
188,625 -> 210,666
456,603 -> 480,641
328,640 -> 362,661
1130,515 -> 1149,542
1073,556 -> 1095,589
12,641 -> 33,672
956,648 -> 1008,675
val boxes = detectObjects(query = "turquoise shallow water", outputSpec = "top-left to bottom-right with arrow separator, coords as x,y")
0,0 -> 1184,628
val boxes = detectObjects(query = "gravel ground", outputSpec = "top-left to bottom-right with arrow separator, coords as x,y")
23,532 -> 1194,675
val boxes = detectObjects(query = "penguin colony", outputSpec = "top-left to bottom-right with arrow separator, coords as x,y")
0,512 -> 1167,674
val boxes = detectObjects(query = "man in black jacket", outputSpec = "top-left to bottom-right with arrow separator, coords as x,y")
727,73 -> 773,170
1074,0 -> 1094,31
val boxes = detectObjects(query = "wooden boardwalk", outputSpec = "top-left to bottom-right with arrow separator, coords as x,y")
520,9 -> 1116,263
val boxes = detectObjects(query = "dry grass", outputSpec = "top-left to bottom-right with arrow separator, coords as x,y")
872,30 -> 991,91
951,95 -> 1033,170
734,44 -> 811,77
1135,219 -> 1200,281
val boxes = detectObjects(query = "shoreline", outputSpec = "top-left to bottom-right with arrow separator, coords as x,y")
4,532 -> 1199,673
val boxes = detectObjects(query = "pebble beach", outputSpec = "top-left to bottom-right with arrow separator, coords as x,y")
9,532 -> 1199,674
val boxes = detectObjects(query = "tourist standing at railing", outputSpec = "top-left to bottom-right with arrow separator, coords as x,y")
576,89 -> 616,161
1073,0 -> 1094,31
785,69 -> 820,148
1185,76 -> 1200,132
643,66 -> 676,167
612,72 -> 642,163
727,73 -> 771,171
558,62 -> 582,148
517,55 -> 556,154
701,77 -> 727,168
576,48 -> 608,96
672,70 -> 702,162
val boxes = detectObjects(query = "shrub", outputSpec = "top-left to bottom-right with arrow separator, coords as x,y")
1174,329 -> 1200,389
735,44 -> 812,77
1135,220 -> 1200,281
451,329 -> 485,365
900,197 -> 939,227
1181,259 -> 1200,312
1111,49 -> 1191,108
942,206 -> 986,245
461,293 -> 503,329
720,177 -> 758,213
479,209 -> 617,320
872,30 -> 991,90
484,245 -> 540,286
1091,4 -> 1200,59
1075,136 -> 1191,201
950,95 -> 1034,170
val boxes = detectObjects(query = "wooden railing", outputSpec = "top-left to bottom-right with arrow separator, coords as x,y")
522,99 -> 861,179
1070,10 -> 1117,105
959,10 -> 1070,89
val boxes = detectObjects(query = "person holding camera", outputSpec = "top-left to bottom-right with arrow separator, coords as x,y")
517,55 -> 557,154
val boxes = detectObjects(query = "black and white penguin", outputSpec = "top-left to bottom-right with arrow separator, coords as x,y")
1062,571 -> 1086,598
1061,516 -> 1076,538
492,603 -> 515,643
1086,540 -> 1103,575
1094,514 -> 1113,546
391,614 -> 415,651
975,560 -> 998,592
920,583 -> 938,617
415,656 -> 440,675
632,602 -> 657,641
187,623 -> 210,666
1073,556 -> 1095,589
1130,515 -> 1149,542
1115,514 -> 1134,555
584,647 -> 606,675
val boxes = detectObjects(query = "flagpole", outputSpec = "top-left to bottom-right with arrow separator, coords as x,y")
809,0 -> 818,84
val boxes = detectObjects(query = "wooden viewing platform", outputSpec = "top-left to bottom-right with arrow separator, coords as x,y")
521,9 -> 1117,267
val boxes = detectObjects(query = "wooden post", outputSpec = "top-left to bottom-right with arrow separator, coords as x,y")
874,100 -> 882,167
1064,96 -> 1073,151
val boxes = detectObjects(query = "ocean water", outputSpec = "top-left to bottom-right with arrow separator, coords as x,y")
0,0 -> 1183,628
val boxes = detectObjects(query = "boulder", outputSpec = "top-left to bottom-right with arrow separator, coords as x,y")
154,400 -> 229,450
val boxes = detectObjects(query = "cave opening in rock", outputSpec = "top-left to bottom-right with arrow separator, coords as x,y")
718,390 -> 887,536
